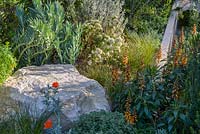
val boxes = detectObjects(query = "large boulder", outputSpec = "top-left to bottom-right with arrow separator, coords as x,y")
3,64 -> 110,130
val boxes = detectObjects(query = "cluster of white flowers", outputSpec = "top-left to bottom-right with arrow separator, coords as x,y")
88,31 -> 125,66
82,14 -> 126,66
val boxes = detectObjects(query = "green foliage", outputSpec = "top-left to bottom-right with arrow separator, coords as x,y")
179,9 -> 200,30
124,0 -> 173,33
0,0 -> 33,43
110,66 -> 165,128
79,31 -> 160,100
0,104 -> 52,134
124,31 -> 160,71
0,42 -> 16,84
13,0 -> 82,67
70,111 -> 136,134
111,31 -> 200,134
0,0 -> 20,42
154,32 -> 200,134
77,65 -> 112,90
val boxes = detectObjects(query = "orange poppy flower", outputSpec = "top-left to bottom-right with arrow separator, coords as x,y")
44,119 -> 53,129
52,82 -> 59,88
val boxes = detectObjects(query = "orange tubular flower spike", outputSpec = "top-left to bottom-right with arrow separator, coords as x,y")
176,48 -> 182,57
52,82 -> 59,88
156,48 -> 162,63
181,55 -> 188,66
172,38 -> 176,49
112,67 -> 120,85
192,24 -> 197,35
124,98 -> 131,122
44,119 -> 53,129
139,76 -> 145,91
124,64 -> 131,82
122,54 -> 128,66
173,57 -> 179,67
124,98 -> 137,125
172,82 -> 180,100
129,109 -> 137,125
179,27 -> 185,45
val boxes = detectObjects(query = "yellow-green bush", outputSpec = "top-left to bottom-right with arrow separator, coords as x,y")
0,42 -> 16,84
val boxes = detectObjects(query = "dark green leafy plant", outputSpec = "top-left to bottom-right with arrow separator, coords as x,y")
124,0 -> 173,33
111,31 -> 200,134
0,0 -> 33,43
0,0 -> 20,43
111,66 -> 168,131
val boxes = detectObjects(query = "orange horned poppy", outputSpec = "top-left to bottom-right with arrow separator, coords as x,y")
44,119 -> 53,129
52,82 -> 59,88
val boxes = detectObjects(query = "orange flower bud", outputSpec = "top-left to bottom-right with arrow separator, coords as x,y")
181,55 -> 188,66
52,82 -> 59,88
179,27 -> 184,44
112,67 -> 120,85
44,119 -> 53,129
156,48 -> 162,63
122,54 -> 128,66
192,24 -> 197,35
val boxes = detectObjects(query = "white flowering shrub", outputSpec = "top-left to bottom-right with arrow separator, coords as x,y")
80,20 -> 126,66
61,0 -> 127,67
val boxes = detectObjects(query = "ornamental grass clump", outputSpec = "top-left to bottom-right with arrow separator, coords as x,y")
123,31 -> 160,73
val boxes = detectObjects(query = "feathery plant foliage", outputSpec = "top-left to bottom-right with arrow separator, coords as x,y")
13,0 -> 82,68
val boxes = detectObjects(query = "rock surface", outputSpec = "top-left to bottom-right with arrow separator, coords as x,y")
3,64 -> 110,130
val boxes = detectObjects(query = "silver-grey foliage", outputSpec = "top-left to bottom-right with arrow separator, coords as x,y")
79,0 -> 126,29
65,0 -> 127,32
